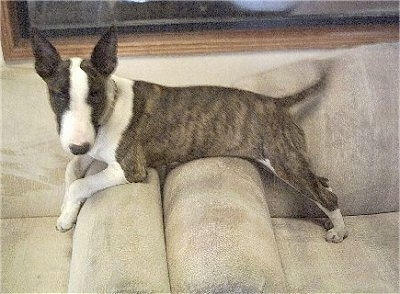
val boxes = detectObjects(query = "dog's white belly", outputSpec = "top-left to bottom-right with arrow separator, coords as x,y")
89,76 -> 134,163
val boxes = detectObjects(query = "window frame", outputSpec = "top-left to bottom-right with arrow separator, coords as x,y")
1,1 -> 399,62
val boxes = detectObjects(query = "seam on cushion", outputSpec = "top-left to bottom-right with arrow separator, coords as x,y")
1,215 -> 60,220
269,218 -> 290,292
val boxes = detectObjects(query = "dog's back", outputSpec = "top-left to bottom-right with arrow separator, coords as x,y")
119,81 -> 282,168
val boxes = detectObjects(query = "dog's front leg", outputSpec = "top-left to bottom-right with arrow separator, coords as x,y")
62,155 -> 95,212
57,155 -> 95,232
56,162 -> 128,232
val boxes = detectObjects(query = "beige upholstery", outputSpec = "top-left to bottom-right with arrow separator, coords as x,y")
163,158 -> 287,293
68,169 -> 170,293
1,43 -> 398,293
1,68 -> 67,218
234,58 -> 329,98
234,43 -> 399,217
272,212 -> 399,293
1,217 -> 72,292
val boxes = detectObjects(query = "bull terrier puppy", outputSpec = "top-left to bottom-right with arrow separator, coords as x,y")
31,27 -> 347,242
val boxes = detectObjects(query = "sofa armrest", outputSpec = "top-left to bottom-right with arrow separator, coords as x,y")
163,158 -> 287,293
67,169 -> 170,293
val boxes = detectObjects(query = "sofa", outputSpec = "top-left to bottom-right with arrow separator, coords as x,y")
1,42 -> 398,293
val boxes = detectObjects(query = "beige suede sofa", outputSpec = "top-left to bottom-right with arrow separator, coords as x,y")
1,43 -> 398,293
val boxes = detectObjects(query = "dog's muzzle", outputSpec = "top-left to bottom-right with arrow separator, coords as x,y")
69,143 -> 91,155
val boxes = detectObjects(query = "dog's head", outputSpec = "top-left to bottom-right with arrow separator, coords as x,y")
31,27 -> 117,155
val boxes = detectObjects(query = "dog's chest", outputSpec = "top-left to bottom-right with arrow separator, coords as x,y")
89,77 -> 134,163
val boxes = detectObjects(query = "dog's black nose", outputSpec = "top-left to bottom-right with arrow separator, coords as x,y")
69,143 -> 90,155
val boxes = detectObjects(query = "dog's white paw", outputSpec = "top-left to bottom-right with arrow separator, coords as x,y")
56,217 -> 75,233
56,201 -> 81,233
325,227 -> 348,243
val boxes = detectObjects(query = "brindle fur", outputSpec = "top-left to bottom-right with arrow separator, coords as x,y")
116,81 -> 338,211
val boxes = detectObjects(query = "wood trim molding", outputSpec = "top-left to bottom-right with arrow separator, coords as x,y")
2,1 -> 399,62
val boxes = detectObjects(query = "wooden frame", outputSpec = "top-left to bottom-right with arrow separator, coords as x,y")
1,1 -> 399,62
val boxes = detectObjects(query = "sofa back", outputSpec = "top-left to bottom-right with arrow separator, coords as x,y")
234,43 -> 399,217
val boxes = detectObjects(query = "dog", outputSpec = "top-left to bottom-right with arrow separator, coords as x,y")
31,27 -> 348,242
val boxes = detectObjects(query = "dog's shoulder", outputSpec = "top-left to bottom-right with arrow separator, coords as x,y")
133,80 -> 165,99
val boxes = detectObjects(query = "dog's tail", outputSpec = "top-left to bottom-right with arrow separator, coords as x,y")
275,61 -> 330,108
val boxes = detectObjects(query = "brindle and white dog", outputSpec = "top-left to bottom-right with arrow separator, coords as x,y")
31,27 -> 348,242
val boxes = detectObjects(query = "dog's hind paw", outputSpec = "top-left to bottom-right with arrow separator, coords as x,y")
325,227 -> 348,243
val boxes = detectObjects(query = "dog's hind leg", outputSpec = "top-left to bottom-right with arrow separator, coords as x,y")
259,137 -> 348,242
312,177 -> 347,242
260,156 -> 347,242
315,176 -> 336,230
259,109 -> 347,242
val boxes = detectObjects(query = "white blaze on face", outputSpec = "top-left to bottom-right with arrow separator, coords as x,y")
60,58 -> 95,154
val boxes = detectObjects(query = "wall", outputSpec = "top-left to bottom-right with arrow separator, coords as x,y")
0,44 -> 339,87
114,49 -> 332,87
0,40 -> 4,66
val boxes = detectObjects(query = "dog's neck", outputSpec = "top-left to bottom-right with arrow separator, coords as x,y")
99,78 -> 119,126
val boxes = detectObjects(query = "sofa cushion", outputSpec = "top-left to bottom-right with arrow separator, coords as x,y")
233,43 -> 399,217
1,217 -> 72,293
1,68 -> 68,218
163,158 -> 287,293
67,169 -> 170,293
272,212 -> 399,293
234,58 -> 328,99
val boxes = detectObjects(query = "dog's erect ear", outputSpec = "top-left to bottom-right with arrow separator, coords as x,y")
91,26 -> 117,76
31,28 -> 61,79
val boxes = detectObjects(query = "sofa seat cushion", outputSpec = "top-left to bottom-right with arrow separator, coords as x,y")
163,158 -> 287,293
1,217 -> 72,293
272,212 -> 399,293
67,169 -> 170,293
